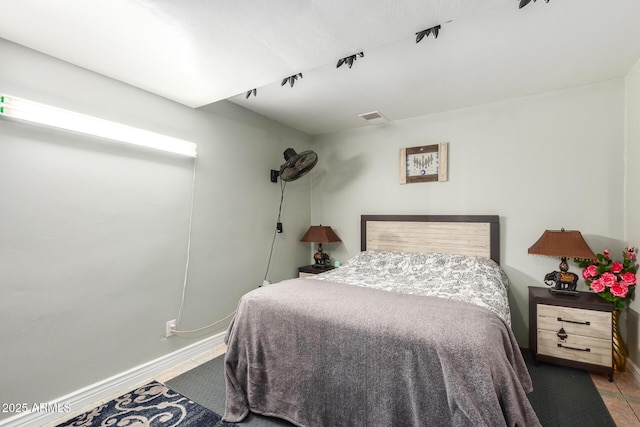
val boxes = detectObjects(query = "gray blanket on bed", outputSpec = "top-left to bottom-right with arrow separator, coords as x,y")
223,279 -> 540,427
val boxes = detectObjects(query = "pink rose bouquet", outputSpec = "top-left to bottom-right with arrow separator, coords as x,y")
576,246 -> 638,310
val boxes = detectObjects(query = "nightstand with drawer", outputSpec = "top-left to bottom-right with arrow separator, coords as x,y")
528,286 -> 614,381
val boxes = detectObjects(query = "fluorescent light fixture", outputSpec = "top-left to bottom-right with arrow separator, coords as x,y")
0,94 -> 197,157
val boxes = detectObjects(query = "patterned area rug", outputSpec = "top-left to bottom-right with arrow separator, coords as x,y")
54,381 -> 236,427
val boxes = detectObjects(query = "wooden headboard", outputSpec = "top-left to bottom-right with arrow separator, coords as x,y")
361,215 -> 500,264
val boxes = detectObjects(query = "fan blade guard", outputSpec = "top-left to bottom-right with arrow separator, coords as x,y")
279,149 -> 318,181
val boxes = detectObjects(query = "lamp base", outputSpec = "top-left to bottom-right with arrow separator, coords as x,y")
313,244 -> 331,265
544,269 -> 579,294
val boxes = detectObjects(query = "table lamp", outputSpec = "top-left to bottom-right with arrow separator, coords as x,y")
528,228 -> 597,295
300,225 -> 341,267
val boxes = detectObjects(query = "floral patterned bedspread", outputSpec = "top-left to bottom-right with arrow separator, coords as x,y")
312,251 -> 511,324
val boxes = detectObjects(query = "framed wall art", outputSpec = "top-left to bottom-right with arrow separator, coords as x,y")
399,142 -> 448,184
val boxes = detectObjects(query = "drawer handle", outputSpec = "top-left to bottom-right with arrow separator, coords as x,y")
557,343 -> 591,352
557,317 -> 590,326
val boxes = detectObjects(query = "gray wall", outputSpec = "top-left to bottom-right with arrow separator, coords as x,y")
0,38 -> 312,420
625,58 -> 640,368
311,79 -> 627,345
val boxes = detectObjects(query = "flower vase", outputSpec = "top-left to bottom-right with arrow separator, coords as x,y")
612,309 -> 628,372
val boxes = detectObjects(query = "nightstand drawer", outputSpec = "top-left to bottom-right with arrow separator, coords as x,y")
537,329 -> 612,366
537,304 -> 611,340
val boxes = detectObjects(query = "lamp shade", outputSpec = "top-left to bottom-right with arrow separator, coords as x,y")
300,225 -> 341,244
528,229 -> 596,260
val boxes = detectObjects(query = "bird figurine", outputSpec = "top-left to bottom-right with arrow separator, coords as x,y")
281,73 -> 303,87
416,25 -> 441,43
519,0 -> 550,9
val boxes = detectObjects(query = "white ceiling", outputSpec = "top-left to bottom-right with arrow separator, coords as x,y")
1,0 -> 639,135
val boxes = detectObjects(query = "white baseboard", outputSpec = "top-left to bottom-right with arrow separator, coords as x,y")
0,332 -> 226,427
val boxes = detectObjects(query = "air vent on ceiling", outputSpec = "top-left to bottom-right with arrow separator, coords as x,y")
358,110 -> 389,125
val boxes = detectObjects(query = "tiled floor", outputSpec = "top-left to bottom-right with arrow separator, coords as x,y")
47,346 -> 640,426
591,369 -> 640,426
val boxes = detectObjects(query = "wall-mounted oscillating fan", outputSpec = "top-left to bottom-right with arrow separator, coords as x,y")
270,148 -> 318,182
263,148 -> 318,287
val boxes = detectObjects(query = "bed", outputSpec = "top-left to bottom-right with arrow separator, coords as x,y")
223,215 -> 540,426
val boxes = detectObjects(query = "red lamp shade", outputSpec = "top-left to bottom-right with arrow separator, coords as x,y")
528,229 -> 596,261
300,225 -> 341,244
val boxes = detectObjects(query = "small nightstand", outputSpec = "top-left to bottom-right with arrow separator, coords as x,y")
529,286 -> 614,381
298,264 -> 335,278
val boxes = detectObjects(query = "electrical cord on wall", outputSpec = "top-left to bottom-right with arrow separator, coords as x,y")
173,169 -> 287,333
262,179 -> 287,286
171,158 -> 236,335
171,310 -> 236,334
175,157 -> 197,327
